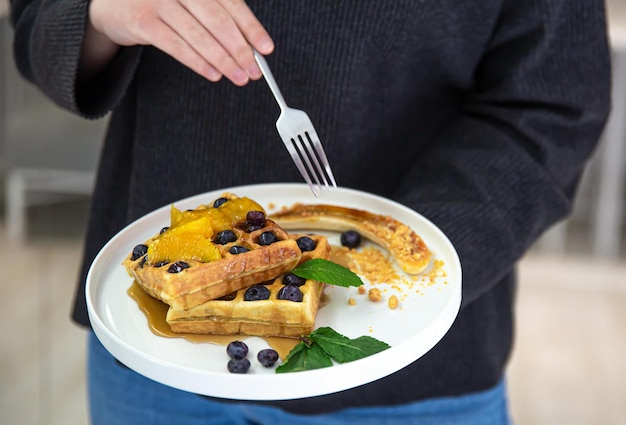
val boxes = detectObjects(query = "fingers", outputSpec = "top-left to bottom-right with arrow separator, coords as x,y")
177,0 -> 274,85
143,18 -> 224,82
215,0 -> 274,54
164,0 -> 253,85
88,0 -> 275,85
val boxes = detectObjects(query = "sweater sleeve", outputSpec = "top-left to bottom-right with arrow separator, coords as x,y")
10,0 -> 142,118
393,0 -> 611,307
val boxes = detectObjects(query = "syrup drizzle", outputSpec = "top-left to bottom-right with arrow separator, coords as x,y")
127,282 -> 301,359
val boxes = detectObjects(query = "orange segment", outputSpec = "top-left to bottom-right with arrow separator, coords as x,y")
148,197 -> 265,265
170,206 -> 230,230
217,197 -> 265,223
148,216 -> 221,264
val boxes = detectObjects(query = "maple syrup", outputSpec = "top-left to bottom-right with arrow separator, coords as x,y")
127,281 -> 299,359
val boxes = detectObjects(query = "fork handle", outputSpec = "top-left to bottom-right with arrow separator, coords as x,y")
253,49 -> 289,112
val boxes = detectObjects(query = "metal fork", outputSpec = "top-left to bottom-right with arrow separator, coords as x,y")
253,50 -> 337,196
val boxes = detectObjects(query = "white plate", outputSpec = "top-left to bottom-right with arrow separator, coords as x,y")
86,183 -> 462,400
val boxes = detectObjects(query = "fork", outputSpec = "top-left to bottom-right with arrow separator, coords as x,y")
253,50 -> 337,196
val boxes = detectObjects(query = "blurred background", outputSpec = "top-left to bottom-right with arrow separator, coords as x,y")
1,1 -> 625,424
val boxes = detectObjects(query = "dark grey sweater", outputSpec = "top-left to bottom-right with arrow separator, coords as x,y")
11,0 -> 610,414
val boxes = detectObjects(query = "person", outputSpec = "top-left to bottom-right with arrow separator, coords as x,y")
10,0 -> 611,423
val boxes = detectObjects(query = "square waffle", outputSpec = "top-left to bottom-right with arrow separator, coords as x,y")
166,234 -> 331,338
123,195 -> 303,311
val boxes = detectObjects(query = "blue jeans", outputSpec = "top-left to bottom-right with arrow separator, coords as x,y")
88,332 -> 512,425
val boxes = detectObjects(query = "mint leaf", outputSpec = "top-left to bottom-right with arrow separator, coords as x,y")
310,327 -> 390,363
275,327 -> 390,373
275,341 -> 333,373
291,258 -> 363,288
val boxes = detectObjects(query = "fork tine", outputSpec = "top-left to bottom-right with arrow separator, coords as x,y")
300,133 -> 330,191
293,135 -> 326,193
304,130 -> 337,189
283,140 -> 321,197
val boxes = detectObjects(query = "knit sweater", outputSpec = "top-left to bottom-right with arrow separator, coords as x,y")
11,0 -> 610,414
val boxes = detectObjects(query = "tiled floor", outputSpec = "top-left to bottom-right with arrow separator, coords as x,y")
0,199 -> 625,425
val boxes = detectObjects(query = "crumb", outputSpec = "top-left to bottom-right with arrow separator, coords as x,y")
368,288 -> 382,302
348,297 -> 356,306
351,247 -> 403,284
358,286 -> 367,295
388,295 -> 399,310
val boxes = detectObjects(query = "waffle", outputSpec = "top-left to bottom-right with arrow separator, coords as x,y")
123,195 -> 303,311
165,234 -> 331,338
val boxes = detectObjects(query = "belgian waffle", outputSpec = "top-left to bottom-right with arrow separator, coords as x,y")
123,195 -> 303,311
166,234 -> 331,338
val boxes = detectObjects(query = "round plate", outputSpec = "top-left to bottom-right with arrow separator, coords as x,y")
86,183 -> 462,400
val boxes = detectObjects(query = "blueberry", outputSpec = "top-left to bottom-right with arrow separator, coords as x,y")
167,261 -> 190,273
244,224 -> 264,232
214,230 -> 237,245
341,230 -> 362,249
229,245 -> 249,255
139,256 -> 147,268
227,358 -> 250,374
217,292 -> 237,301
257,349 -> 279,367
131,244 -> 148,261
154,260 -> 169,268
226,340 -> 249,359
257,231 -> 279,246
296,236 -> 317,252
159,226 -> 169,234
277,285 -> 303,302
282,273 -> 306,287
246,211 -> 266,227
213,197 -> 228,208
244,284 -> 270,301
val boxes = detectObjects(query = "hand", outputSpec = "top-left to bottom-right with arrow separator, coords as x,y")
86,0 -> 274,85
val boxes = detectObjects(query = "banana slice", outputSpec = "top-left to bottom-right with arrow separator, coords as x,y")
271,204 -> 431,275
